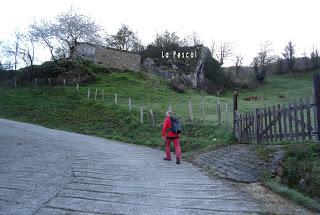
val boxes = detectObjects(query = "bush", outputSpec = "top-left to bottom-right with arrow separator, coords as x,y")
203,53 -> 234,91
282,143 -> 320,199
2,59 -> 110,86
73,60 -> 109,74
254,66 -> 267,83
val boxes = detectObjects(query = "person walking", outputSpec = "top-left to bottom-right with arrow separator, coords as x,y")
162,111 -> 182,164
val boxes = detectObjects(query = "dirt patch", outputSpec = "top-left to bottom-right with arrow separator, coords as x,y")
242,182 -> 316,214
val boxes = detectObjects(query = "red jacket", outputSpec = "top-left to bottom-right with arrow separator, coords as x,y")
162,116 -> 180,138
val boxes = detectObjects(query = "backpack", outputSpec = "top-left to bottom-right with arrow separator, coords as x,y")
169,116 -> 182,134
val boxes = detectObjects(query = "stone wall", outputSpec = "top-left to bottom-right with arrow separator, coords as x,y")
73,44 -> 141,72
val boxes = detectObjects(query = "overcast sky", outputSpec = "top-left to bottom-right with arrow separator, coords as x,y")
1,0 -> 319,66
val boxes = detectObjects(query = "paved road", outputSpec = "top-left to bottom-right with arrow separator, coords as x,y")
0,118 -> 264,214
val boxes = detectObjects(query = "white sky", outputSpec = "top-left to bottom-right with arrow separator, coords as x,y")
1,0 -> 320,66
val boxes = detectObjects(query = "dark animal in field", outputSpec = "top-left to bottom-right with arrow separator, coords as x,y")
243,96 -> 258,101
279,95 -> 285,98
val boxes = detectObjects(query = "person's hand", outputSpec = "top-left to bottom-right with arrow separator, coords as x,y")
162,136 -> 166,142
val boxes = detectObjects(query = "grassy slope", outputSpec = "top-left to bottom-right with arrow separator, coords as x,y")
0,70 -> 318,151
67,71 -> 317,123
227,72 -> 315,112
0,71 -> 233,152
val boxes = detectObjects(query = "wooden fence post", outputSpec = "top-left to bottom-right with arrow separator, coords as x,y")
239,113 -> 243,142
48,78 -> 51,86
14,78 -> 17,87
255,108 -> 260,144
63,78 -> 66,86
226,103 -> 229,129
233,91 -> 238,136
76,83 -> 79,93
87,88 -> 91,99
141,107 -> 143,123
300,99 -> 306,140
282,104 -> 287,141
312,74 -> 320,141
293,101 -> 298,141
201,97 -> 205,123
114,93 -> 118,105
217,99 -> 221,126
234,110 -> 239,140
128,98 -> 132,112
35,78 -> 38,88
188,101 -> 193,123
288,103 -> 293,141
150,109 -> 155,127
94,88 -> 98,101
306,97 -> 312,140
277,104 -> 283,142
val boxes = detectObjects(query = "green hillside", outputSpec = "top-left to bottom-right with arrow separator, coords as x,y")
0,70 -> 234,152
0,69 -> 318,152
0,69 -> 318,150
234,72 -> 315,112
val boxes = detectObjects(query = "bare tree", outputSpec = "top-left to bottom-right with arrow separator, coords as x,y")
252,41 -> 275,82
1,31 -> 36,70
54,8 -> 102,57
302,51 -> 309,71
234,54 -> 244,77
191,31 -> 202,46
105,24 -> 142,51
18,33 -> 35,68
282,41 -> 295,72
131,39 -> 145,53
311,46 -> 320,69
182,31 -> 202,46
30,8 -> 102,59
2,31 -> 23,70
210,40 -> 215,57
30,20 -> 57,62
275,56 -> 284,74
213,41 -> 234,65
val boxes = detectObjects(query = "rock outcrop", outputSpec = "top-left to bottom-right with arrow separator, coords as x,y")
142,45 -> 214,93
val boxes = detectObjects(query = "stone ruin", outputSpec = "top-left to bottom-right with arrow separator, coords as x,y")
73,43 -> 216,93
72,43 -> 141,72
142,46 -> 210,91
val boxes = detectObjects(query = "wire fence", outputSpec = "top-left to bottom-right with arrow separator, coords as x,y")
6,78 -> 233,129
82,86 -> 232,129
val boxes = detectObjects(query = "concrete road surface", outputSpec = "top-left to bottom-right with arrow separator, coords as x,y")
0,118 -> 270,214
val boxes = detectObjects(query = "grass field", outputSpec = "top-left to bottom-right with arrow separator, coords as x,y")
0,69 -> 318,150
45,70 -> 318,124
0,70 -> 235,152
230,72 -> 315,112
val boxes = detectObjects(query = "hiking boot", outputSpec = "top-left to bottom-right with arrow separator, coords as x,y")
176,159 -> 180,164
164,157 -> 171,161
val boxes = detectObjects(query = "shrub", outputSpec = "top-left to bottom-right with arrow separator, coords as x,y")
203,53 -> 234,91
282,143 -> 320,199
